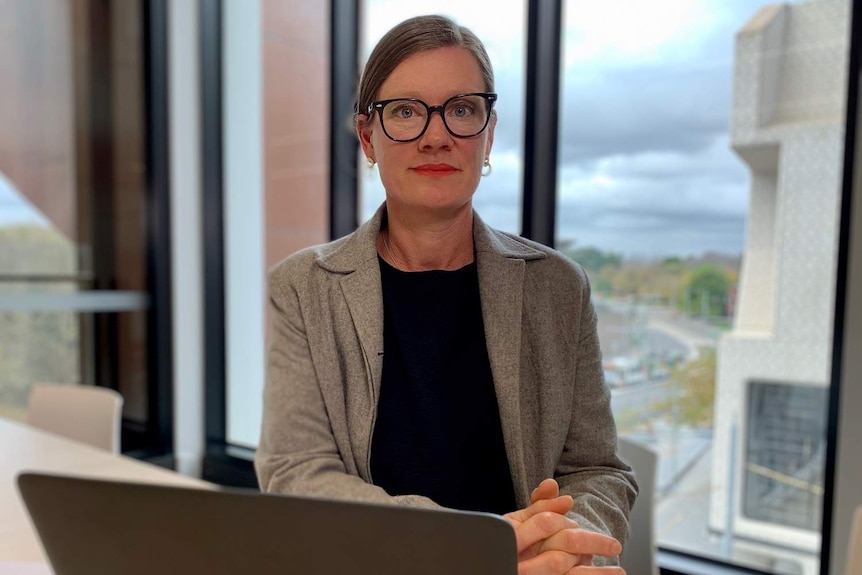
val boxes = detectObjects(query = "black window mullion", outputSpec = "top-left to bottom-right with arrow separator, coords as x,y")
142,0 -> 173,458
200,0 -> 226,450
521,0 -> 563,247
198,0 -> 257,489
330,0 -> 361,240
822,0 -> 862,573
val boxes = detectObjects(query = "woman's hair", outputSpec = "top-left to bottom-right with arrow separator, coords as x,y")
355,15 -> 494,120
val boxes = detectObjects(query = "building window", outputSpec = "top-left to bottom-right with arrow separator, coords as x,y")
744,381 -> 826,532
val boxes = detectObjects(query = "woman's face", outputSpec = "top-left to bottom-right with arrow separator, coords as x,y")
357,47 -> 495,217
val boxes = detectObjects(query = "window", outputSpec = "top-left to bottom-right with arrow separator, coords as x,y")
0,0 -> 167,454
744,381 -> 826,531
221,1 -> 331,449
206,4 -> 861,570
557,1 -> 850,573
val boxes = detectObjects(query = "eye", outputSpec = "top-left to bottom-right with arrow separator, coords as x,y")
448,101 -> 476,118
387,101 -> 424,120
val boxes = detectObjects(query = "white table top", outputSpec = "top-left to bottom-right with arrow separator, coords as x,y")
0,417 -> 212,569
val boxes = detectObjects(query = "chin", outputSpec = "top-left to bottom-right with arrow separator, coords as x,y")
414,193 -> 474,215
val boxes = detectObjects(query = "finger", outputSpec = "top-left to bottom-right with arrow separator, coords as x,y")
531,478 -> 560,504
540,528 -> 623,558
518,549 -> 579,575
519,540 -> 542,562
514,511 -> 577,554
506,495 -> 575,524
527,495 -> 574,518
565,565 -> 626,575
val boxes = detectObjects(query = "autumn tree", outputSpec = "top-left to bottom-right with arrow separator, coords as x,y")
682,265 -> 731,317
655,347 -> 717,427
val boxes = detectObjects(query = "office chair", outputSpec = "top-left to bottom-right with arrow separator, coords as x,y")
27,383 -> 123,453
618,436 -> 659,575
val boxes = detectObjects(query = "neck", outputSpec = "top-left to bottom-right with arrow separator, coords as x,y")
379,202 -> 475,271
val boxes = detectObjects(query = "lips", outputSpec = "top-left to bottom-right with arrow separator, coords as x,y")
411,163 -> 458,176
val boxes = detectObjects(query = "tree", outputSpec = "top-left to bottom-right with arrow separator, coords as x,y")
560,245 -> 622,273
683,265 -> 731,317
654,348 -> 716,428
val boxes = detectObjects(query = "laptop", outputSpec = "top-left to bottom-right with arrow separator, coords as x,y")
17,472 -> 517,575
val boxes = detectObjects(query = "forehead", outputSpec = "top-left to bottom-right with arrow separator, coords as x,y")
378,47 -> 485,101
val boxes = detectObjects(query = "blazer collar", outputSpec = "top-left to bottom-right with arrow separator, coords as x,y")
315,202 -> 547,273
315,205 -> 386,274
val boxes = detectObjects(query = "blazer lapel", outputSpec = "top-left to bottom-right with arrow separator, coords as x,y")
473,214 -> 545,504
317,206 -> 387,478
339,263 -> 384,402
477,252 -> 528,502
318,204 -> 387,404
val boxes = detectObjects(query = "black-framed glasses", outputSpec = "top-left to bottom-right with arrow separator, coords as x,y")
367,92 -> 497,142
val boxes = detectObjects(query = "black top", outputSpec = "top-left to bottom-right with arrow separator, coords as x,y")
370,256 -> 517,515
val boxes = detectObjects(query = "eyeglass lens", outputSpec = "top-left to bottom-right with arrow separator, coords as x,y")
381,95 -> 490,140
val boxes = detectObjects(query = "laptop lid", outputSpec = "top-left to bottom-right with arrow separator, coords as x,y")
17,472 -> 517,575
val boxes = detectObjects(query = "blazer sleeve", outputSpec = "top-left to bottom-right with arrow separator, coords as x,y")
555,271 -> 639,551
254,264 -> 439,509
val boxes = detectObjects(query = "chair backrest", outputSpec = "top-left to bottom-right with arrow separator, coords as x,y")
27,383 -> 123,453
847,505 -> 862,575
618,436 -> 659,575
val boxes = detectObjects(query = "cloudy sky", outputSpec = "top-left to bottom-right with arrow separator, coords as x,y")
0,1 -> 807,260
360,0 -> 790,259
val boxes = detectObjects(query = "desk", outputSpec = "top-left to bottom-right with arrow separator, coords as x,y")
0,417 -> 211,569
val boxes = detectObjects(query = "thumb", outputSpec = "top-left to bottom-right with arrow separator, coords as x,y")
530,478 -> 560,504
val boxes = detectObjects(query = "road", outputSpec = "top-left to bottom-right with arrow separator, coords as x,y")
610,379 -> 675,423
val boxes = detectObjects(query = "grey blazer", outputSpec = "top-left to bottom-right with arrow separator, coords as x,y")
255,205 -> 637,544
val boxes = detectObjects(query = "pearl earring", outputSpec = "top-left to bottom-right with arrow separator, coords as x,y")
482,157 -> 492,177
367,157 -> 376,167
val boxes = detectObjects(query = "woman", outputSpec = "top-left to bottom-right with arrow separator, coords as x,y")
256,14 -> 637,574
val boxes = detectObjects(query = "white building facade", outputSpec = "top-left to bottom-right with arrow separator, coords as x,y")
711,0 -> 849,572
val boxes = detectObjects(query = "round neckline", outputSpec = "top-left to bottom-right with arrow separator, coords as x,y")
377,254 -> 476,275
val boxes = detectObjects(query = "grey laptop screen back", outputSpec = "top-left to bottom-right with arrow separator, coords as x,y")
17,472 -> 517,575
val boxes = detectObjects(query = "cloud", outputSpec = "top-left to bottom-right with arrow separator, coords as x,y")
359,0 -> 785,258
555,136 -> 750,257
558,61 -> 733,165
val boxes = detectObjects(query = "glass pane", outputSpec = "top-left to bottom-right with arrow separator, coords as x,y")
744,381 -> 826,531
226,1 -> 332,448
359,0 -> 526,234
0,1 -> 150,433
0,306 -> 147,426
558,1 -> 849,573
0,306 -> 80,421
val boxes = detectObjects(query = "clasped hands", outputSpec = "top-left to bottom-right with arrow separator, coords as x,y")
503,479 -> 625,575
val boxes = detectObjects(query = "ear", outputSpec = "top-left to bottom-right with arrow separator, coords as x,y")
356,114 -> 376,162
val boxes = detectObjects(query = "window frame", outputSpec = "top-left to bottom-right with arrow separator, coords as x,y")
198,1 -> 862,573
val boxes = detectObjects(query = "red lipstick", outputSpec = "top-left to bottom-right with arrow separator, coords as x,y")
412,163 -> 458,176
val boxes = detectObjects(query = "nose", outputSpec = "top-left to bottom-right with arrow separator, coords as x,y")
419,110 -> 453,149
